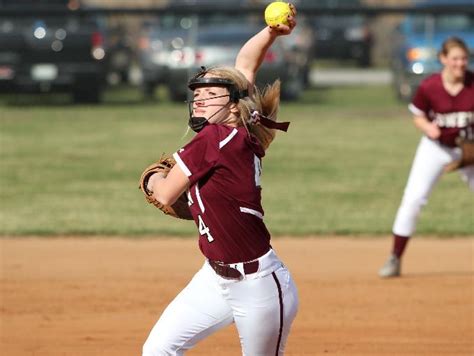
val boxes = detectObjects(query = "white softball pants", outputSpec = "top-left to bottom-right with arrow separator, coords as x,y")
393,136 -> 474,237
142,249 -> 299,356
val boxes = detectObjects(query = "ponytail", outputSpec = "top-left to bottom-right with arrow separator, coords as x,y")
249,80 -> 281,150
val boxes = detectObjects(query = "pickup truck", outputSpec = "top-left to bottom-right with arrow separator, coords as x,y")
0,0 -> 108,103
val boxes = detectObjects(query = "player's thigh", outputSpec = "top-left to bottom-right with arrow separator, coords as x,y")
403,137 -> 453,198
231,267 -> 299,356
143,263 -> 233,355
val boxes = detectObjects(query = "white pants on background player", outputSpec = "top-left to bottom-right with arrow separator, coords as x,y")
142,249 -> 299,356
393,136 -> 474,237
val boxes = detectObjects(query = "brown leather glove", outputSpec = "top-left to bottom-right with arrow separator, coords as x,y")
139,155 -> 193,220
444,139 -> 474,173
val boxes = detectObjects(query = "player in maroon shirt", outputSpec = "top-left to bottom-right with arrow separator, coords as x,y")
141,10 -> 299,356
379,37 -> 474,278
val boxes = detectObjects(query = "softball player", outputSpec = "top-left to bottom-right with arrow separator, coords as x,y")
379,37 -> 474,278
142,17 -> 299,356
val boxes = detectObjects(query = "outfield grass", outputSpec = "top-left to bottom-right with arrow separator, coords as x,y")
0,85 -> 472,236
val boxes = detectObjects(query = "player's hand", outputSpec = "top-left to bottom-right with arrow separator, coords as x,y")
269,3 -> 297,35
146,172 -> 166,193
425,123 -> 441,140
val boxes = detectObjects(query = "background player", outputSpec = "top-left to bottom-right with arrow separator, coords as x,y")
141,8 -> 299,356
379,37 -> 474,278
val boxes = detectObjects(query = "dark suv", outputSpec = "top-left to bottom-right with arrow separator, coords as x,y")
298,0 -> 373,67
0,0 -> 109,103
311,14 -> 372,67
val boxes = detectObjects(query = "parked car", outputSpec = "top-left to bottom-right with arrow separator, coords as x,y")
166,24 -> 306,101
311,14 -> 372,67
0,0 -> 109,103
390,0 -> 474,101
137,18 -> 191,98
137,1 -> 253,99
137,14 -> 308,101
296,0 -> 372,67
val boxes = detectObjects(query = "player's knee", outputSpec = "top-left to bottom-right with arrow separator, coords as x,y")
400,195 -> 428,212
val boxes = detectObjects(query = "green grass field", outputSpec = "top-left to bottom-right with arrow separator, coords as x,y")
0,85 -> 472,236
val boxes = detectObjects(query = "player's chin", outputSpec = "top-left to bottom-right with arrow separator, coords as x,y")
453,67 -> 467,78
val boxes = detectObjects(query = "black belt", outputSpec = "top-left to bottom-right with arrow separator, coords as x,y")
208,259 -> 259,279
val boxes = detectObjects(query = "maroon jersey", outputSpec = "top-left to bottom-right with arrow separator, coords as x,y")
409,71 -> 474,147
173,124 -> 271,264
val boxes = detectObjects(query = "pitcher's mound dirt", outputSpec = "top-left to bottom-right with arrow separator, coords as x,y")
1,236 -> 473,355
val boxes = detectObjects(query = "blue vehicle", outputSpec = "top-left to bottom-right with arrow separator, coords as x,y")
390,0 -> 474,101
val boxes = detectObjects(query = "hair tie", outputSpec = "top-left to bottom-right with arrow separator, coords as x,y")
249,110 -> 261,125
248,110 -> 290,132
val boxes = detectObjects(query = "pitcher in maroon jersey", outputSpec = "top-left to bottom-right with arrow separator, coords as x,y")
379,37 -> 474,278
141,8 -> 299,356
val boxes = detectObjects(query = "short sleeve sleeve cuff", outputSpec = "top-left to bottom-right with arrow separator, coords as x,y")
408,103 -> 426,117
173,152 -> 192,177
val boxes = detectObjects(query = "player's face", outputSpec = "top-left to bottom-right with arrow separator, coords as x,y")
440,47 -> 469,79
192,86 -> 231,124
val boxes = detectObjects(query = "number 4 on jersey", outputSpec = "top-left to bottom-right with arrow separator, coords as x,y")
198,215 -> 214,242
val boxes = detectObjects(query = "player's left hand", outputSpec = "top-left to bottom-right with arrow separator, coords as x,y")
146,171 -> 165,193
269,3 -> 297,35
139,155 -> 193,220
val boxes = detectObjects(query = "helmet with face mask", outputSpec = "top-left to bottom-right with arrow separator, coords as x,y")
186,67 -> 249,133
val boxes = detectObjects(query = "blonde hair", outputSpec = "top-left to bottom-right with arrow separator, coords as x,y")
439,37 -> 469,57
203,66 -> 281,151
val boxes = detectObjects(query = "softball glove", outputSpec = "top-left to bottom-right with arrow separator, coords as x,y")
139,155 -> 193,220
444,139 -> 474,172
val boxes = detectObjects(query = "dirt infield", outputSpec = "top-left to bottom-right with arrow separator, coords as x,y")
1,237 -> 473,356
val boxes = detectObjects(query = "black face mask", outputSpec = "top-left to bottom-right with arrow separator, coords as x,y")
188,116 -> 208,133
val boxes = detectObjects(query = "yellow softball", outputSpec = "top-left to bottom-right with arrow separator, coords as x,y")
264,1 -> 291,27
